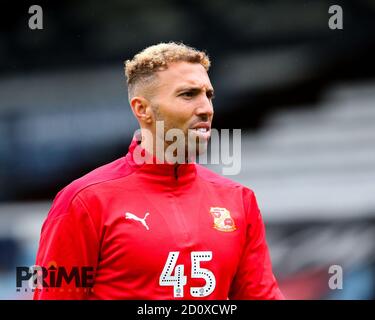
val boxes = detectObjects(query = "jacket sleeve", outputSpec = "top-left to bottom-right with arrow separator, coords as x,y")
228,190 -> 284,300
33,193 -> 100,300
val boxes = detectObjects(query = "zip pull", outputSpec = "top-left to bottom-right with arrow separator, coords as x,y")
174,165 -> 178,180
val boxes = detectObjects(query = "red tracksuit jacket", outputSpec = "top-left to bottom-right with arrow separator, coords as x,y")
34,136 -> 283,300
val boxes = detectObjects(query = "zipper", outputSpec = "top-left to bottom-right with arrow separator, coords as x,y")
170,192 -> 190,243
174,165 -> 179,180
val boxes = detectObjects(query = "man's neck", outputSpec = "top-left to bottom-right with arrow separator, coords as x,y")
140,134 -> 192,165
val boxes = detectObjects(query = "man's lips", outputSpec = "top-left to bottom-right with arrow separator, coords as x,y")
190,122 -> 211,131
189,122 -> 211,140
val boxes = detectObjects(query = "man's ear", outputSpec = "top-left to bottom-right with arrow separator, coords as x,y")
130,96 -> 154,124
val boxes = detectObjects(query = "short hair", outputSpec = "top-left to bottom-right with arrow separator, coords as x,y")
124,42 -> 211,99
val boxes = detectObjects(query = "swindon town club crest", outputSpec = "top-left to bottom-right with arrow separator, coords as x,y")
210,207 -> 236,232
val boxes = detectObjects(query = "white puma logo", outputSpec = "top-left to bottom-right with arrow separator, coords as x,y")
125,212 -> 150,230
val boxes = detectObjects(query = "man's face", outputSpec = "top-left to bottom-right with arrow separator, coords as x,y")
148,61 -> 215,157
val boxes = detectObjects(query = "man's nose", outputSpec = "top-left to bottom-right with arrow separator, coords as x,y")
195,95 -> 214,118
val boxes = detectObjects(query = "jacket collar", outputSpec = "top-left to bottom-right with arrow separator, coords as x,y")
124,133 -> 197,186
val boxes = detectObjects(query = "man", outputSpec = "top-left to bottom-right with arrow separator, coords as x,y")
34,42 -> 283,299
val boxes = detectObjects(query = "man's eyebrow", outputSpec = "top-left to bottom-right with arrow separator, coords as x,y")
175,86 -> 215,93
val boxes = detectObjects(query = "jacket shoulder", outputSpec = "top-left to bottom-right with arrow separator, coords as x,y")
47,157 -> 133,220
196,164 -> 253,192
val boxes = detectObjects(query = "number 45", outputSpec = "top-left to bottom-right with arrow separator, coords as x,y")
159,251 -> 216,298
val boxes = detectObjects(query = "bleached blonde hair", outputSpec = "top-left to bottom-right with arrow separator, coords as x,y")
124,42 -> 211,99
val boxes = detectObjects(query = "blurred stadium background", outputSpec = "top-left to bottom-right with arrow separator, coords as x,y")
1,0 -> 375,299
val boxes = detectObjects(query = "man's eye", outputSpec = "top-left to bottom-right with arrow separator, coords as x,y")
180,92 -> 194,98
207,92 -> 215,100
